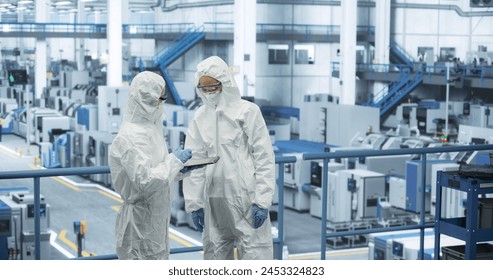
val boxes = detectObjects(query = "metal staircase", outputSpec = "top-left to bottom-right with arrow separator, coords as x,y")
365,42 -> 423,117
379,71 -> 424,117
142,25 -> 205,106
389,42 -> 414,68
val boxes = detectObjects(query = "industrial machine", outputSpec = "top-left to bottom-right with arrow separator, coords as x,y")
368,229 -> 434,260
308,161 -> 345,218
97,86 -> 129,134
430,163 -> 462,219
391,234 -> 463,260
282,153 -> 313,212
85,131 -> 115,187
356,154 -> 412,176
328,169 -> 386,223
300,96 -> 379,146
0,192 -> 51,260
401,159 -> 455,213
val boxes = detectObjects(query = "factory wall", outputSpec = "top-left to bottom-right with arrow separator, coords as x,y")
393,0 -> 493,63
3,1 -> 493,108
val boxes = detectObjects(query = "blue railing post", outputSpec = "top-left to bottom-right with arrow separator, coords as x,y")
320,158 -> 328,260
34,176 -> 41,260
273,155 -> 296,260
276,162 -> 285,260
303,144 -> 493,260
419,153 -> 427,260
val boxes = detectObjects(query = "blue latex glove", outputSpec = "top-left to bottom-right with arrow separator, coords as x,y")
173,149 -> 192,163
252,204 -> 268,229
192,208 -> 205,232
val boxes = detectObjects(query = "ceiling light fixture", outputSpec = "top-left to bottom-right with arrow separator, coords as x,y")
55,1 -> 72,6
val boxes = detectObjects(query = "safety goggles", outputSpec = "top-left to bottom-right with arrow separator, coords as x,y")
197,82 -> 222,93
159,88 -> 167,103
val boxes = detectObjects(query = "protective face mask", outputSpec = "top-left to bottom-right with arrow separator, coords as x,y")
204,91 -> 221,105
151,105 -> 165,123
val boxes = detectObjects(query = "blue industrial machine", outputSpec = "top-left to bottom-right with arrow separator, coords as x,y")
404,159 -> 454,213
43,133 -> 71,168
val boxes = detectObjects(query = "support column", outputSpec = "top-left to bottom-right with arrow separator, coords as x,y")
339,0 -> 357,105
122,0 -> 131,81
107,0 -> 123,86
373,0 -> 391,96
35,0 -> 48,99
18,10 -> 24,63
77,0 -> 86,70
234,0 -> 256,97
95,11 -> 101,60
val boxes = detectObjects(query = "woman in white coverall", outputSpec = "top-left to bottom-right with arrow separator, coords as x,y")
183,56 -> 276,260
109,71 -> 193,260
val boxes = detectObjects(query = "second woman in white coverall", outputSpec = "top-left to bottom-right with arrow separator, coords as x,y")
183,56 -> 276,260
109,71 -> 193,260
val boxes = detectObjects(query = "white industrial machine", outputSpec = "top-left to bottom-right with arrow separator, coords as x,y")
368,229 -> 434,260
300,96 -> 379,146
391,234 -> 464,260
328,169 -> 386,223
430,163 -> 462,219
97,86 -> 129,134
0,193 -> 51,260
282,153 -> 314,212
85,131 -> 115,187
308,161 -> 345,218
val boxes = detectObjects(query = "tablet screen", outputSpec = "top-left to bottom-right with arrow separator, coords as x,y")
184,156 -> 220,167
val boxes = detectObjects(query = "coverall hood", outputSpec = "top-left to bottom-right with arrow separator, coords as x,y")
125,71 -> 166,124
195,56 -> 241,107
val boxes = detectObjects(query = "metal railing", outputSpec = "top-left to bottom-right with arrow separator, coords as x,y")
0,156 -> 296,260
0,21 -> 375,40
303,144 -> 493,260
0,22 -> 194,35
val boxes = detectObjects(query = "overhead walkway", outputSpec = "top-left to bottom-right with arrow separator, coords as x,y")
0,22 -> 374,43
333,41 -> 493,118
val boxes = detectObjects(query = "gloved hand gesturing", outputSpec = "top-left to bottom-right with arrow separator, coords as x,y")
173,148 -> 192,163
252,204 -> 268,229
192,208 -> 205,232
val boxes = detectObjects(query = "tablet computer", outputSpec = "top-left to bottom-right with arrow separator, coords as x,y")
184,156 -> 220,167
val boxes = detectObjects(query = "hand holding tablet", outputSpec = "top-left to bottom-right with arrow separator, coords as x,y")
180,156 -> 220,174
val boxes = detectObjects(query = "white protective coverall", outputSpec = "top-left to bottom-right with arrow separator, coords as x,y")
109,71 -> 185,260
183,56 -> 276,260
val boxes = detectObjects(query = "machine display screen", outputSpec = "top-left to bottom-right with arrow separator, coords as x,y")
0,219 -> 10,235
8,69 -> 28,86
27,204 -> 46,218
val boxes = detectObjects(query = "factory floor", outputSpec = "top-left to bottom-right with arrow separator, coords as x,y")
0,133 -> 367,260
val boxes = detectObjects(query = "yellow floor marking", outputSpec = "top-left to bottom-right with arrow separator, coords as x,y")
98,190 -> 123,203
28,163 -> 81,191
50,176 -> 81,192
169,232 -> 194,248
111,205 -> 121,212
58,230 -> 93,257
